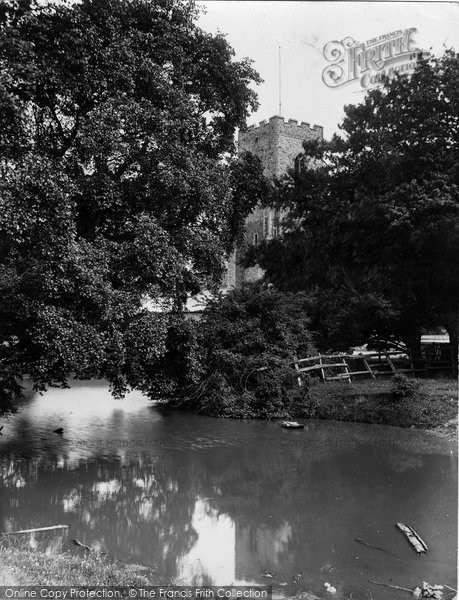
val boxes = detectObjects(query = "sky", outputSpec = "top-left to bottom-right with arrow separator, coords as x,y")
197,1 -> 459,138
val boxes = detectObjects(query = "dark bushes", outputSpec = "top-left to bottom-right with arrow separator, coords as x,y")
391,373 -> 421,401
168,285 -> 316,418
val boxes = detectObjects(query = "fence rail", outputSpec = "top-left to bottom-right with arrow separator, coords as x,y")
292,350 -> 454,383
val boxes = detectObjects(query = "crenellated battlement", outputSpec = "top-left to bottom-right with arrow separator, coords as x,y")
245,115 -> 323,134
238,113 -> 323,179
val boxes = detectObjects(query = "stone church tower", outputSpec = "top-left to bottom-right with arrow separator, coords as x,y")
223,115 -> 324,289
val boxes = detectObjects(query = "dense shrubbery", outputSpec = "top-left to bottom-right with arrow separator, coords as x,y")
391,373 -> 422,401
167,285 -> 316,418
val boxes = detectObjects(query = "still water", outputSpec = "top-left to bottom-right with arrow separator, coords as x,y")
0,381 -> 457,598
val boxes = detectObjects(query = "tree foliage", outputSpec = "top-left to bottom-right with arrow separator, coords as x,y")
168,285 -> 316,418
0,0 -> 268,400
254,51 -> 459,361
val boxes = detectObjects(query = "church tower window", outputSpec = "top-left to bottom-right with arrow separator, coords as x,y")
294,153 -> 306,176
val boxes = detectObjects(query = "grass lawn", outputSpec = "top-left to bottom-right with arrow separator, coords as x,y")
0,538 -> 157,586
295,377 -> 457,437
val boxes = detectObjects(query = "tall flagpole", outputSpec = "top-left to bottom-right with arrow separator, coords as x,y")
278,46 -> 282,115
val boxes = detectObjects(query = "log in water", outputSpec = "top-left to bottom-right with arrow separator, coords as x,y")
396,522 -> 428,554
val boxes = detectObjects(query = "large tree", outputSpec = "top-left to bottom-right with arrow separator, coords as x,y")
0,0 -> 267,401
254,51 -> 459,365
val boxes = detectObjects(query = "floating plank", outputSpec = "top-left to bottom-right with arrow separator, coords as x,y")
72,539 -> 92,552
368,580 -> 413,593
1,525 -> 68,535
396,522 -> 428,554
355,538 -> 395,556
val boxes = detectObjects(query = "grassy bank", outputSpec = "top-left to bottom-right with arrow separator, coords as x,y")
298,377 -> 457,437
0,539 -> 156,586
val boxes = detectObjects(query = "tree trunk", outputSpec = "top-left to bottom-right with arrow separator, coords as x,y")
403,331 -> 423,375
444,315 -> 458,378
0,377 -> 22,412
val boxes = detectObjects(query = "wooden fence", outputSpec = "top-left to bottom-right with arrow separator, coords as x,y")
292,350 -> 454,384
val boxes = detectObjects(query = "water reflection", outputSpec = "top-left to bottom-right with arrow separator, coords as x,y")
0,381 -> 456,598
176,500 -> 235,585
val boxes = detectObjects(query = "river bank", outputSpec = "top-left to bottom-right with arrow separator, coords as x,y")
0,540 -> 156,586
300,378 -> 457,439
168,375 -> 457,438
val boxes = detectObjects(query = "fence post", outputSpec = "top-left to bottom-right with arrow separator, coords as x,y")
362,357 -> 376,379
318,354 -> 326,382
342,356 -> 352,383
293,354 -> 302,387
